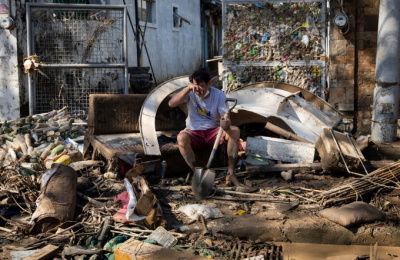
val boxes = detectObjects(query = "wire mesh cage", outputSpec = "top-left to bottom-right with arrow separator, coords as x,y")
34,67 -> 125,117
222,1 -> 326,97
227,65 -> 324,95
223,2 -> 324,62
27,4 -> 127,118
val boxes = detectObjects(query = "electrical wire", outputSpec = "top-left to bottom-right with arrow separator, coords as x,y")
337,0 -> 350,34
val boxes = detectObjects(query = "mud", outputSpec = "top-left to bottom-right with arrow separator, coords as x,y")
155,170 -> 400,247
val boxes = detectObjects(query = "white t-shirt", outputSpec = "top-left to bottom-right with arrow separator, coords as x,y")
184,87 -> 226,130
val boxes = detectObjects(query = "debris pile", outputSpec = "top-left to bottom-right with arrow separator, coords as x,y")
223,3 -> 323,62
313,161 -> 400,206
223,2 -> 325,94
1,103 -> 400,259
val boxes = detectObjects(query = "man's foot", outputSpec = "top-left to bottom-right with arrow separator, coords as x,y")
225,173 -> 242,187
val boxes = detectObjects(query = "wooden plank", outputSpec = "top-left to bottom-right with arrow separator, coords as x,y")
114,239 -> 210,260
22,244 -> 59,260
245,163 -> 322,173
246,136 -> 315,163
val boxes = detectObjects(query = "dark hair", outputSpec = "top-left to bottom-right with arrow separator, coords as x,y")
189,70 -> 211,84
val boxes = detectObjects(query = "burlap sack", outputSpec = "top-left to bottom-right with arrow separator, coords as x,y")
319,201 -> 385,227
30,164 -> 77,234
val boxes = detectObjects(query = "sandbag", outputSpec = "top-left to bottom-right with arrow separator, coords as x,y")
319,201 -> 385,227
30,164 -> 77,234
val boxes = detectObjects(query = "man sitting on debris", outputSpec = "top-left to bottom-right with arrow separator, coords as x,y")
168,70 -> 241,186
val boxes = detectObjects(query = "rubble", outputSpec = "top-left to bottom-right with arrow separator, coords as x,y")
1,94 -> 400,259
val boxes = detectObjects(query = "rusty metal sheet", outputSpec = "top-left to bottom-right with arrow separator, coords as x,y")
246,136 -> 315,164
140,76 -> 190,155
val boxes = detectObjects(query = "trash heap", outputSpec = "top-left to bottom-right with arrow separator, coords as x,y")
223,2 -> 325,94
1,108 -> 400,259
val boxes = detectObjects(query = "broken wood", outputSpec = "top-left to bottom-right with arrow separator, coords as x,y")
77,192 -> 105,207
313,161 -> 400,206
264,122 -> 311,143
21,244 -> 59,260
211,196 -> 292,202
244,163 -> 322,173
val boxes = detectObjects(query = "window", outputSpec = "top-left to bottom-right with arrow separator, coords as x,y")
138,0 -> 156,24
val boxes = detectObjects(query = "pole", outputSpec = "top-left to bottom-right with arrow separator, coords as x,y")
134,0 -> 141,67
371,0 -> 400,142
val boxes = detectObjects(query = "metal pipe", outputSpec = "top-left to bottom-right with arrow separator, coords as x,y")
345,133 -> 369,175
26,4 -> 34,115
123,6 -> 129,94
329,129 -> 351,174
371,0 -> 400,142
26,3 -> 125,9
134,0 -> 141,67
40,64 -> 126,68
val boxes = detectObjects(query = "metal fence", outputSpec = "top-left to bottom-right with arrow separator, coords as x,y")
26,3 -> 128,117
222,0 -> 326,98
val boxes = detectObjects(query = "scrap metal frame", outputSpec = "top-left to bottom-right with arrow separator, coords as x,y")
26,3 -> 128,115
221,0 -> 327,97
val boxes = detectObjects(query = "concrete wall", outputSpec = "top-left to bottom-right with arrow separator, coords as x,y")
123,0 -> 202,83
0,0 -> 20,121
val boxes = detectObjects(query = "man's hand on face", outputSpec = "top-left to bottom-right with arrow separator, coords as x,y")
220,118 -> 231,130
189,80 -> 209,98
188,83 -> 204,96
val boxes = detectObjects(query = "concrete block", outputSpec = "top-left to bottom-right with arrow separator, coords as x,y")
246,136 -> 315,164
114,239 -> 210,260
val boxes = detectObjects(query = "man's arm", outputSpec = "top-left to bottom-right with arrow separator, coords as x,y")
168,85 -> 192,107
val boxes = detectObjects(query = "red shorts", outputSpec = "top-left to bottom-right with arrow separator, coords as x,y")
180,128 -> 226,149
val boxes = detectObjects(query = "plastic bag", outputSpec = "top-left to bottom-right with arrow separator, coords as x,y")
124,178 -> 146,222
178,204 -> 224,221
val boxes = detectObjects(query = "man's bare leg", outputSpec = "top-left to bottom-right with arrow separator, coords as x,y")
224,126 -> 241,186
177,132 -> 196,172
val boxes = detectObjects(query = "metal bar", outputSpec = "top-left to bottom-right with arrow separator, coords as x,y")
329,129 -> 351,174
123,6 -> 129,94
26,3 -> 125,10
224,60 -> 326,67
40,64 -> 126,68
223,0 -> 322,3
26,4 -> 34,115
134,0 -> 141,67
346,133 -> 369,175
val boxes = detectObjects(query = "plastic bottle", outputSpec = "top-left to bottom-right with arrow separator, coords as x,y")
54,154 -> 71,165
160,160 -> 167,178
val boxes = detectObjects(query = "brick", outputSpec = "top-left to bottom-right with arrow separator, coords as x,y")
365,7 -> 378,15
330,40 -> 348,56
343,64 -> 355,80
345,87 -> 355,103
329,64 -> 338,78
364,15 -> 379,31
358,62 -> 375,72
329,80 -> 339,89
329,87 -> 346,102
337,79 -> 354,89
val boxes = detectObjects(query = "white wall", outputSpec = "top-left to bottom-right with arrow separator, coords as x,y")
0,0 -> 20,121
123,0 -> 202,83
